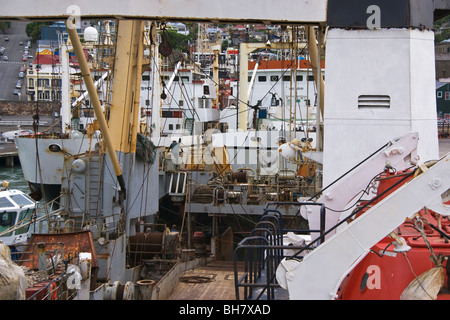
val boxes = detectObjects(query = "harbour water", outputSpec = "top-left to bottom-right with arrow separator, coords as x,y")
0,164 -> 29,193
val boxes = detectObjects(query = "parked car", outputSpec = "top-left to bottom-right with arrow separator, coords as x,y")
13,89 -> 19,95
3,56 -> 8,61
2,129 -> 33,141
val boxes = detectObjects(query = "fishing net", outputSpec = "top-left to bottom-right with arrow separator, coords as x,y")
0,241 -> 27,299
136,133 -> 157,164
400,265 -> 445,300
401,217 -> 447,300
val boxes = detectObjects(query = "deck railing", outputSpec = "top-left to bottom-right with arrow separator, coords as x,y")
233,202 -> 326,300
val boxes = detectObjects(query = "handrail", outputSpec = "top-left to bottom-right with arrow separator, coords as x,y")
233,201 -> 325,300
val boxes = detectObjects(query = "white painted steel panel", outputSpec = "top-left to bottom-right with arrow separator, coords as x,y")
0,0 -> 327,24
323,28 -> 439,186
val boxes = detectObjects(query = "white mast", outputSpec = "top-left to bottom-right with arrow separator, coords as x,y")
59,37 -> 71,133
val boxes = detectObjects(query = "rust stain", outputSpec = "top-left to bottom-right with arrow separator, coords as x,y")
20,230 -> 98,270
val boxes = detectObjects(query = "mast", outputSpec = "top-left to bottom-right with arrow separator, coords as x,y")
306,26 -> 325,151
238,41 -> 308,132
150,29 -> 162,138
108,20 -> 144,155
66,19 -> 127,200
59,37 -> 71,133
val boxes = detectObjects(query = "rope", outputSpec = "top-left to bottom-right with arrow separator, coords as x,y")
402,251 -> 436,300
415,217 -> 441,266
400,216 -> 447,300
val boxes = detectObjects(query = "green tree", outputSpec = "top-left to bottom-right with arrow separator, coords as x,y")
0,22 -> 10,34
435,15 -> 450,43
25,22 -> 51,42
164,29 -> 193,53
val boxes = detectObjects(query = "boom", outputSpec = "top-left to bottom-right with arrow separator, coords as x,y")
276,149 -> 450,300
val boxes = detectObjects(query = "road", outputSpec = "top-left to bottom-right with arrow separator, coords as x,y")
439,138 -> 450,158
0,21 -> 34,101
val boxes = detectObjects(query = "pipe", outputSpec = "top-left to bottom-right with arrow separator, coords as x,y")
247,56 -> 260,97
238,43 -> 250,131
66,21 -> 126,199
306,26 -> 325,120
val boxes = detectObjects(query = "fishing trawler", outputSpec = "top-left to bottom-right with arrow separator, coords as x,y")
0,181 -> 37,248
1,0 -> 450,302
14,27 -> 109,204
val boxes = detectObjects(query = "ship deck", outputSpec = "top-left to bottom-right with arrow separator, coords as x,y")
166,260 -> 290,300
167,261 -> 243,300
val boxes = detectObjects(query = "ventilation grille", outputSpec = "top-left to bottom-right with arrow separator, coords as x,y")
358,95 -> 390,108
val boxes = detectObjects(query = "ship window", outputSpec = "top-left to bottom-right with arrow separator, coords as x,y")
0,211 -> 16,227
296,75 -> 303,82
258,76 -> 267,82
308,75 -> 315,82
16,209 -> 32,235
437,91 -> 443,98
172,111 -> 183,118
10,194 -> 34,207
169,124 -> 173,130
203,85 -> 210,95
358,95 -> 391,109
176,124 -> 181,129
198,98 -> 210,108
270,75 -> 279,82
271,96 -> 280,107
283,76 -> 290,82
181,76 -> 190,82
142,75 -> 150,81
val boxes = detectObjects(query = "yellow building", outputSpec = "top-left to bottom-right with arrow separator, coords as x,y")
26,54 -> 67,102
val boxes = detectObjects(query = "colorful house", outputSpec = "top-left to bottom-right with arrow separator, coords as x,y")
436,81 -> 450,120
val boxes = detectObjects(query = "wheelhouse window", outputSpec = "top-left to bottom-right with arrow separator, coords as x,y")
0,211 -> 17,236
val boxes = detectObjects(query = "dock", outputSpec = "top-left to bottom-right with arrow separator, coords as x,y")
0,115 -> 58,167
0,142 -> 18,167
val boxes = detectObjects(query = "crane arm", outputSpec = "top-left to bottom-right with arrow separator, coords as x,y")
277,150 -> 450,300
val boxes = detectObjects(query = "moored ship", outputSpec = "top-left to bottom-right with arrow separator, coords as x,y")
1,0 -> 450,302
